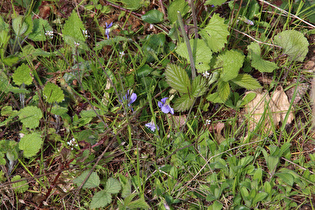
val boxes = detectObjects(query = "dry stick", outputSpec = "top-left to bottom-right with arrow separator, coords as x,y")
158,0 -> 166,16
177,11 -> 196,80
259,0 -> 315,29
281,157 -> 314,175
232,28 -> 282,48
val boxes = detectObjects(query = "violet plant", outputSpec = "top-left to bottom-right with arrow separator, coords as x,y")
158,97 -> 174,114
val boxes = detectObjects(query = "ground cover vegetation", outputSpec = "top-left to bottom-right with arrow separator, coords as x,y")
0,0 -> 315,209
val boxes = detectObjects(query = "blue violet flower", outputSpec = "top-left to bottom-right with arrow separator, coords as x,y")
105,22 -> 113,39
121,90 -> 137,109
158,97 -> 174,114
145,121 -> 159,132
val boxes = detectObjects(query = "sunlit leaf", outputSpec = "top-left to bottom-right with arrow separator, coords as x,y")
19,133 -> 43,158
274,30 -> 309,62
165,64 -> 191,93
12,63 -> 32,86
18,106 -> 43,129
73,170 -> 100,189
231,74 -> 262,90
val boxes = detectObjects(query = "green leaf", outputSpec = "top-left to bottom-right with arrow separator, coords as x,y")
94,36 -> 131,50
168,0 -> 189,24
19,133 -> 43,158
200,13 -> 229,52
217,80 -> 230,102
142,10 -> 164,23
207,200 -> 223,210
43,82 -> 65,103
231,74 -> 262,90
11,175 -> 29,193
216,50 -> 244,81
120,0 -> 141,10
205,0 -> 228,6
105,177 -> 121,194
12,15 -> 30,36
28,18 -> 53,41
276,172 -> 294,186
62,10 -> 86,44
247,42 -> 278,73
12,63 -> 32,86
191,75 -> 207,97
90,190 -> 111,209
176,39 -> 212,73
165,64 -> 191,94
73,170 -> 100,189
2,56 -> 19,66
252,192 -> 268,205
206,92 -> 224,103
274,30 -> 309,62
173,94 -> 194,111
119,174 -> 131,198
127,197 -> 150,209
240,92 -> 257,106
18,106 -> 43,129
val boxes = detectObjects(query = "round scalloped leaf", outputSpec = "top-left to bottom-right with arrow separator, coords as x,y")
18,106 -> 43,129
11,175 -> 29,193
105,178 -> 121,194
142,10 -> 164,24
19,133 -> 43,158
43,82 -> 65,103
12,63 -> 32,86
274,30 -> 309,62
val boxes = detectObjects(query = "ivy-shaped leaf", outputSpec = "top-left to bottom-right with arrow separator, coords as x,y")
191,75 -> 207,97
43,82 -> 65,103
28,18 -> 53,41
231,74 -> 262,90
165,64 -> 191,94
73,171 -> 100,189
215,50 -> 244,82
200,13 -> 229,52
247,42 -> 278,73
12,63 -> 32,86
62,10 -> 86,46
18,106 -> 43,129
90,190 -> 111,209
11,175 -> 29,193
173,94 -> 194,111
176,39 -> 212,73
19,133 -> 43,158
217,79 -> 230,102
274,30 -> 309,62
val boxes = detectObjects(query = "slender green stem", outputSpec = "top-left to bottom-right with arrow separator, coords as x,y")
177,11 -> 196,80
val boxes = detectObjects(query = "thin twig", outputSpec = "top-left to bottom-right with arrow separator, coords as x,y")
232,28 -> 282,48
259,0 -> 315,29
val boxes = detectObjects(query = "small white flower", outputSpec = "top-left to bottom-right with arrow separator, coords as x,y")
82,30 -> 89,38
45,31 -> 53,39
202,71 -> 210,78
74,41 -> 80,47
119,51 -> 125,58
205,119 -> 211,125
67,138 -> 78,150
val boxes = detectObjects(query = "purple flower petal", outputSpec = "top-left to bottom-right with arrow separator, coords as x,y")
161,105 -> 171,114
129,93 -> 137,104
145,122 -> 159,132
158,101 -> 163,108
161,97 -> 168,104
